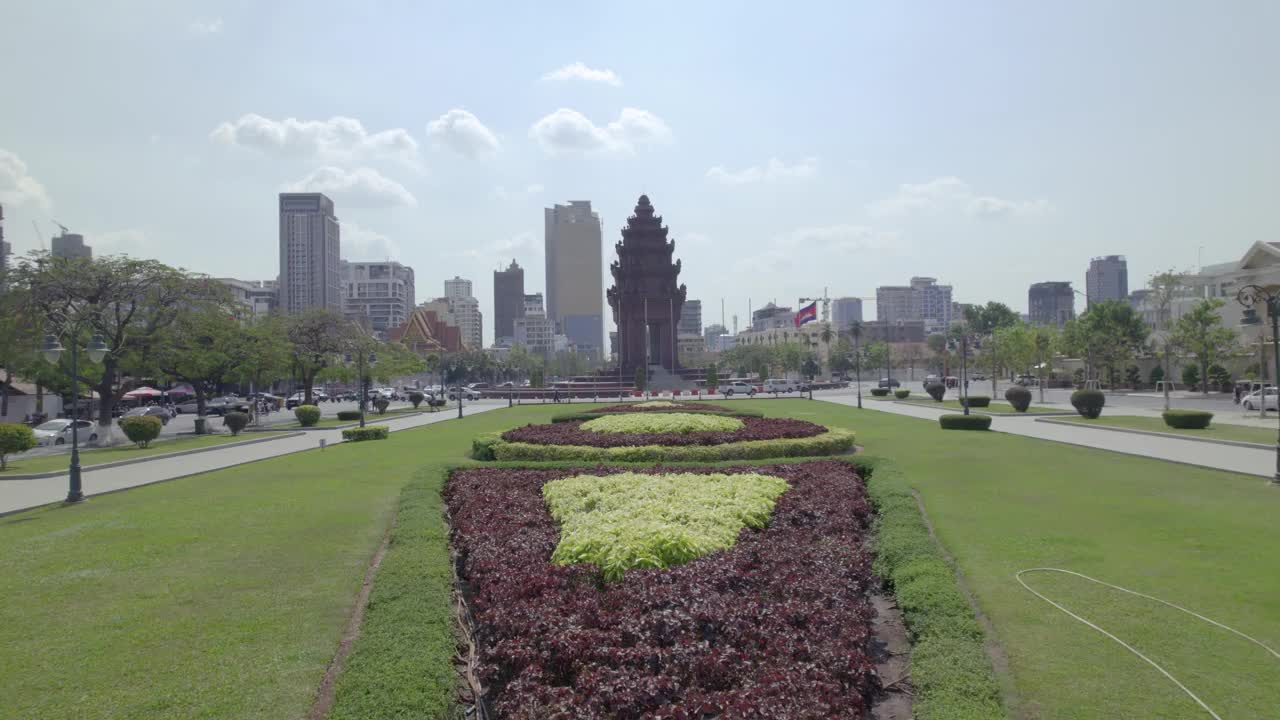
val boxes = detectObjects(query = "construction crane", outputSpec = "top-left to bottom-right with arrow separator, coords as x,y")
52,220 -> 70,235
31,220 -> 47,251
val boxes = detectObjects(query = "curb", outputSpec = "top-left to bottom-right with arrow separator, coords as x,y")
1034,417 -> 1273,450
263,409 -> 435,432
0,432 -> 307,481
893,400 -> 1075,417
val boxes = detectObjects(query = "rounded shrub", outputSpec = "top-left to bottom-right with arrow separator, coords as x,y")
294,404 -> 321,427
1070,389 -> 1106,419
870,387 -> 891,397
939,414 -> 992,431
1162,409 -> 1213,430
119,415 -> 163,448
960,395 -> 991,408
408,391 -> 425,409
1004,386 -> 1032,413
925,382 -> 946,402
0,422 -> 38,470
894,389 -> 910,399
336,410 -> 362,421
374,397 -> 390,415
223,411 -> 250,436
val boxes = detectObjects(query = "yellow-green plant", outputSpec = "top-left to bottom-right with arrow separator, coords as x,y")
581,412 -> 744,435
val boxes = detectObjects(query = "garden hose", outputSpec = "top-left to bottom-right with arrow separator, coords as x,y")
1015,568 -> 1280,719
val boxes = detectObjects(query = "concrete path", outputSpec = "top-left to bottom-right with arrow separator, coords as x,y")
0,401 -> 505,515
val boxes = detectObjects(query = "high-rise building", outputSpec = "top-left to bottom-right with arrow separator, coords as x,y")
752,302 -> 793,330
217,278 -> 279,319
1028,281 -> 1075,327
493,259 -> 525,345
524,293 -> 545,315
448,295 -> 483,350
279,193 -> 341,314
0,204 -> 9,288
51,230 -> 92,259
444,276 -> 472,300
1085,255 -> 1128,306
831,297 -> 864,329
339,260 -> 416,335
679,299 -> 702,336
545,200 -> 603,358
876,277 -> 953,332
514,293 -> 555,357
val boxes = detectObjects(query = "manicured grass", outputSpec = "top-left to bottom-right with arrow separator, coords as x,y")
901,398 -> 1067,415
0,432 -> 261,476
278,407 -> 427,429
1053,414 -> 1276,445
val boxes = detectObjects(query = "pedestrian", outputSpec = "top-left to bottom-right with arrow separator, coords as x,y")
1234,384 -> 1243,404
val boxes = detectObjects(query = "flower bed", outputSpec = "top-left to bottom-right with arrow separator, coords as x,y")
580,412 -> 745,435
446,461 -> 879,717
475,428 -> 856,462
502,415 -> 824,448
593,401 -> 734,414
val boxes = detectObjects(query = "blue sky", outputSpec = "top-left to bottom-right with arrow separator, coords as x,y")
2,0 -> 1277,344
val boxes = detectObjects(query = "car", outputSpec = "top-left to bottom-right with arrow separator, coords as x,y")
447,386 -> 482,401
878,377 -> 901,388
468,382 -> 490,390
121,406 -> 171,425
972,374 -> 987,381
1243,388 -> 1279,411
717,381 -> 757,397
763,378 -> 798,393
32,419 -> 98,446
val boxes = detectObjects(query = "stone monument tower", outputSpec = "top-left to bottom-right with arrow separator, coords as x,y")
607,195 -> 687,371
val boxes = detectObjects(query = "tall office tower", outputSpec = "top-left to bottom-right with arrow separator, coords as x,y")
1086,255 -> 1128,306
279,193 -> 341,314
493,259 -> 525,344
51,230 -> 92,259
1028,281 -> 1075,327
545,200 -> 603,357
444,275 -> 472,300
830,297 -> 864,328
339,260 -> 416,335
876,277 -> 953,332
679,299 -> 703,336
449,295 -> 483,350
0,204 -> 8,287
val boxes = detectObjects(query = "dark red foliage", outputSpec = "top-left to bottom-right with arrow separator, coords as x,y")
594,402 -> 734,414
445,461 -> 879,719
501,416 -> 825,448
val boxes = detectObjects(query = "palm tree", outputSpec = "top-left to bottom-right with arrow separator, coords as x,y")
848,321 -> 864,409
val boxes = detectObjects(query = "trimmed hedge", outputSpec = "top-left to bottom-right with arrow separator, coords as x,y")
1162,409 -> 1213,430
294,404 -> 321,427
550,409 -> 764,423
1070,389 -> 1105,419
960,395 -> 991,408
223,411 -> 250,435
408,391 -> 425,408
476,428 -> 856,462
0,422 -> 37,470
894,389 -> 911,399
119,415 -> 163,448
939,414 -> 993,431
925,382 -> 946,402
1004,386 -> 1031,413
342,425 -> 390,442
336,410 -> 362,421
870,387 -> 891,397
860,456 -> 1003,718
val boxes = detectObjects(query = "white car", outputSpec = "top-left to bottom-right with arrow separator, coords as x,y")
1243,388 -> 1279,411
717,381 -> 757,397
763,378 -> 798,393
32,419 -> 99,446
447,386 -> 482,401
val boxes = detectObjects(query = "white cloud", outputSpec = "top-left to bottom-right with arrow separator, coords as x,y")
869,176 -> 1051,219
540,62 -> 622,87
733,225 -> 902,274
426,109 -> 500,158
682,232 -> 712,246
706,157 -> 818,185
210,114 -> 419,167
0,149 -> 52,209
283,167 -> 417,208
189,18 -> 223,34
529,108 -> 672,156
454,230 -> 540,261
493,183 -> 544,201
342,221 -> 400,260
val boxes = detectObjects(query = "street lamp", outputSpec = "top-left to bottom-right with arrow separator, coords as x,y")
41,333 -> 109,504
345,351 -> 376,428
1237,285 -> 1280,485
1241,310 -> 1266,419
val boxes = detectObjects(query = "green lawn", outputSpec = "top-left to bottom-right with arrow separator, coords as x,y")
0,432 -> 261,476
901,398 -> 1068,415
1054,414 -> 1276,445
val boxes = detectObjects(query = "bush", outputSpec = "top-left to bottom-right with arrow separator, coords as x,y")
0,422 -> 37,470
1181,364 -> 1200,389
938,414 -> 992,431
294,404 -> 321,427
408,391 -> 425,408
1125,365 -> 1141,389
336,410 -> 362,421
1071,389 -> 1106,419
1004,385 -> 1031,412
342,425 -> 389,442
925,382 -> 946,402
1207,364 -> 1230,387
894,389 -> 911,399
869,387 -> 890,397
488,428 -> 857,462
471,432 -> 503,460
1149,365 -> 1165,385
119,415 -> 163,448
374,397 -> 390,415
705,362 -> 719,390
223,411 -> 249,436
961,395 -> 991,408
1162,409 -> 1214,430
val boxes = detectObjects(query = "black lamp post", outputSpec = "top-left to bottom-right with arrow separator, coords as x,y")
41,333 -> 109,504
345,351 -> 376,428
1237,285 -> 1280,485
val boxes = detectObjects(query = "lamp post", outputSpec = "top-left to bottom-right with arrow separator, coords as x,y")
853,333 -> 862,409
41,333 -> 109,504
346,351 -> 376,428
1236,285 -> 1280,485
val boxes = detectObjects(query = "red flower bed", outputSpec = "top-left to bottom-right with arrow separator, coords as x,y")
501,416 -> 825,448
446,461 -> 879,718
594,401 -> 733,413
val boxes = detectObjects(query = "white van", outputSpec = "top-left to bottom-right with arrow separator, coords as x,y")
763,378 -> 798,393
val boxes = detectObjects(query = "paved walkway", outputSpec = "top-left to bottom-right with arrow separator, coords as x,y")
822,394 -> 1276,478
0,401 -> 505,515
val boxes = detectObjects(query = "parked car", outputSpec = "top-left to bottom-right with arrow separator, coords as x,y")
763,378 -> 798,393
447,386 -> 482,401
1243,388 -> 1279,411
717,381 -> 757,397
468,382 -> 490,390
121,406 -> 171,425
878,377 -> 901,388
32,419 -> 98,446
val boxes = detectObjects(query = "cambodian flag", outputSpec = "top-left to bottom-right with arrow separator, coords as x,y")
794,301 -> 818,327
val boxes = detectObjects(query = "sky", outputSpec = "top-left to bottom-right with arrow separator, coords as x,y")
2,0 -> 1277,345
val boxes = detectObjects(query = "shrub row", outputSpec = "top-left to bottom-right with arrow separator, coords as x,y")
342,425 -> 389,442
939,414 -> 993,431
870,387 -> 891,397
551,409 -> 764,423
1162,409 -> 1213,430
336,410 -> 362,421
502,416 -> 825,448
475,428 -> 856,462
859,456 -> 1004,718
960,395 -> 991,408
294,404 -> 321,427
593,401 -> 734,414
1070,389 -> 1105,419
894,389 -> 911,399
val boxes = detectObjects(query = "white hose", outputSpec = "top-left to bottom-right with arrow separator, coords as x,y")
1015,568 -> 1280,719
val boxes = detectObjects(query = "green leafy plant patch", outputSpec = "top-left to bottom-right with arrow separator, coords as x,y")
580,412 -> 744,435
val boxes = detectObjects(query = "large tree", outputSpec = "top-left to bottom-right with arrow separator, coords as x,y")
153,304 -> 254,427
285,308 -> 351,404
963,302 -> 1020,335
1172,298 -> 1237,395
1031,325 -> 1059,403
1063,300 -> 1149,388
1147,270 -> 1187,407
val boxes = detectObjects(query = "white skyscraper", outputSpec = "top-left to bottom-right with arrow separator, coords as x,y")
442,276 -> 482,350
279,193 -> 341,314
445,276 -> 473,300
545,201 -> 603,358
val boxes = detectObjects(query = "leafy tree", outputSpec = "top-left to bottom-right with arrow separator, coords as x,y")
371,340 -> 427,384
1207,364 -> 1230,387
801,355 -> 821,380
1124,365 -> 1141,388
828,338 -> 854,377
153,305 -> 254,428
926,333 -> 949,374
285,308 -> 351,404
1182,364 -> 1200,389
1062,300 -> 1148,388
963,302 -> 1020,335
1149,366 -> 1165,385
863,341 -> 890,379
705,362 -> 719,389
633,366 -> 645,391
991,324 -> 1035,393
1147,269 -> 1187,407
1171,299 -> 1237,396
235,316 -> 290,400
1031,325 -> 1059,403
